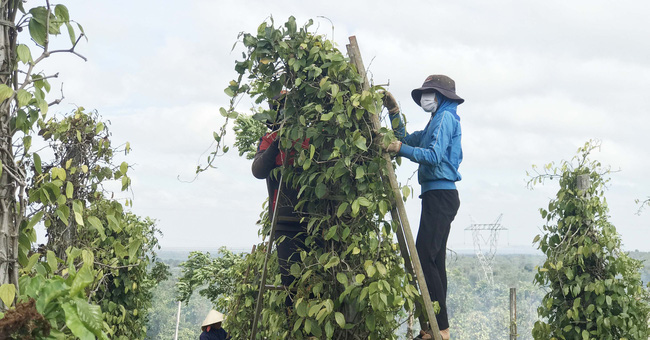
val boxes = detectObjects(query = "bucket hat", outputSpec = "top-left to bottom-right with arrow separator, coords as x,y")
411,75 -> 464,105
201,310 -> 225,327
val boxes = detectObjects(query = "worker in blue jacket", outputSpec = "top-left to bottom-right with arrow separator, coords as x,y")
383,75 -> 463,340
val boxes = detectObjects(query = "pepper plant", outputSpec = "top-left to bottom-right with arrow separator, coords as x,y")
0,2 -> 164,339
193,16 -> 418,339
529,141 -> 650,340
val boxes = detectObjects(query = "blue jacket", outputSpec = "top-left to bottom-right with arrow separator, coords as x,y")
390,96 -> 462,192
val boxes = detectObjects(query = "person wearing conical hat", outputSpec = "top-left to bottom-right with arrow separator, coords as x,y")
382,75 -> 464,340
199,310 -> 230,340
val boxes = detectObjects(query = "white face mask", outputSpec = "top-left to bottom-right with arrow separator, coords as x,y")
420,92 -> 438,113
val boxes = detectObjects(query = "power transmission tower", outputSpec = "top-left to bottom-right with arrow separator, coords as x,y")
465,214 -> 507,284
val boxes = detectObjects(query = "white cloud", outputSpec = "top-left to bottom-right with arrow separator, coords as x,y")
39,0 -> 650,251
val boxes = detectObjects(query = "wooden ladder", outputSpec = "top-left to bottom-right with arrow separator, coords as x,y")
347,36 -> 442,340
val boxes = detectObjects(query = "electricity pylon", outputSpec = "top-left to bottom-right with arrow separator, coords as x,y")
465,214 -> 507,284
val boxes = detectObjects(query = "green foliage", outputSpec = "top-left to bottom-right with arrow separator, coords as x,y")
233,113 -> 267,159
176,248 -> 246,311
0,1 -> 166,337
529,141 -> 650,340
146,261 -> 210,340
79,205 -> 166,340
194,17 -> 414,339
635,197 -> 650,215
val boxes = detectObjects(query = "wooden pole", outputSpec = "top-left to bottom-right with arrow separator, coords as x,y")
509,288 -> 517,340
577,174 -> 590,193
347,35 -> 441,340
250,173 -> 284,340
174,301 -> 181,340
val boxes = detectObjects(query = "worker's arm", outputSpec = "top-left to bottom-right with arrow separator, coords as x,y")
398,111 -> 453,166
389,112 -> 425,146
251,136 -> 280,179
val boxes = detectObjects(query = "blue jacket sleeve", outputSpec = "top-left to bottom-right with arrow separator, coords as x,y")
389,112 -> 423,146
398,111 -> 452,166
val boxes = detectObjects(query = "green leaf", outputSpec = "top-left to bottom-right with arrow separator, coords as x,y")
25,253 -> 40,272
29,19 -> 47,46
95,122 -> 105,134
365,313 -> 376,331
76,22 -> 86,40
82,250 -> 94,268
366,264 -> 377,277
324,256 -> 340,269
66,181 -> 74,198
106,215 -> 121,232
128,238 -> 143,260
315,182 -> 327,199
72,200 -> 84,226
355,166 -> 365,179
62,302 -> 95,339
65,22 -> 76,45
120,161 -> 128,174
55,208 -> 69,226
320,112 -> 334,121
351,199 -> 360,216
354,135 -> 368,151
16,45 -> 33,64
375,262 -> 387,276
325,225 -> 338,240
27,211 -> 44,229
73,298 -> 104,336
0,84 -> 14,103
16,89 -> 32,107
336,272 -> 347,285
46,250 -> 57,272
335,312 -> 345,328
358,197 -> 371,207
401,185 -> 411,199
0,284 -> 16,307
87,216 -> 105,239
52,167 -> 66,180
70,265 -> 94,297
336,202 -> 348,217
55,4 -> 69,22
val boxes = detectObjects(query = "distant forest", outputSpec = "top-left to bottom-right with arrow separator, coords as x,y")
146,250 -> 650,340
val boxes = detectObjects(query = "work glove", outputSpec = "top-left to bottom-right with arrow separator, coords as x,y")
382,91 -> 400,114
384,140 -> 402,154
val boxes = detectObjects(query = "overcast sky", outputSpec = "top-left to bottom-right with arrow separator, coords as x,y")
38,0 -> 650,253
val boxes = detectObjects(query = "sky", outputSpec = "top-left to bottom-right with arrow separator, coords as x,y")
34,0 -> 650,253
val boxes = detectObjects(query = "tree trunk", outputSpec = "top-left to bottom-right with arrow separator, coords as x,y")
0,1 -> 21,303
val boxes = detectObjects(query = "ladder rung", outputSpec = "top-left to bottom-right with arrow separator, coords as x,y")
264,284 -> 296,291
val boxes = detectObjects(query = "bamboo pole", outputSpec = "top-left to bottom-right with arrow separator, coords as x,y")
174,301 -> 181,340
510,288 -> 517,340
347,35 -> 441,340
250,173 -> 284,340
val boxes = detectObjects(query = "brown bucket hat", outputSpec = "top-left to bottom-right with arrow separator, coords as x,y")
411,75 -> 464,105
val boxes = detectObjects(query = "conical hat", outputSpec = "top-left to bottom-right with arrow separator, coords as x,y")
201,310 -> 225,327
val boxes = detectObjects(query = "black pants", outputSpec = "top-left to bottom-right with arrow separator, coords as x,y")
274,228 -> 309,308
416,189 -> 460,331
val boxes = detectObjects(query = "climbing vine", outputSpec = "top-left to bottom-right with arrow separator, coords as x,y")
189,17 -> 417,339
528,141 -> 650,340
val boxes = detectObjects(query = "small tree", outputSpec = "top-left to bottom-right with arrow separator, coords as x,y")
0,2 -> 164,338
529,141 -> 650,340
